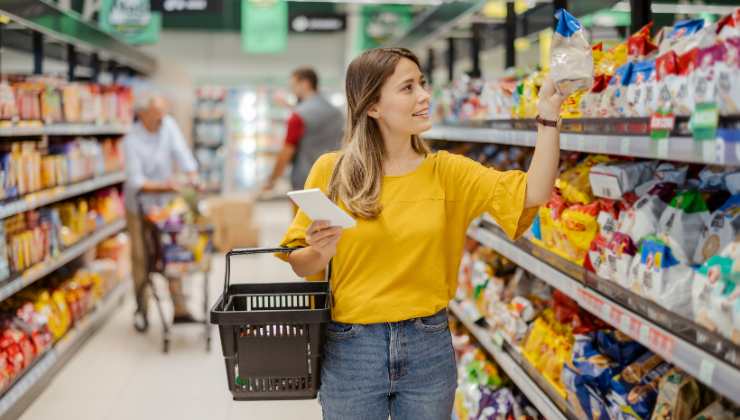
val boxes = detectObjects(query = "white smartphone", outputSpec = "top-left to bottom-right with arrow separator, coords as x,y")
287,188 -> 356,229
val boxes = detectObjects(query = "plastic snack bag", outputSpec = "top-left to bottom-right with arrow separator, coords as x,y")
551,9 -> 594,96
599,62 -> 633,117
561,202 -> 601,264
595,330 -> 647,368
656,51 -> 680,113
658,190 -> 711,265
659,19 -> 706,55
650,368 -> 703,420
590,161 -> 657,200
691,253 -> 734,332
628,23 -> 659,59
717,37 -> 740,115
692,43 -> 725,110
672,49 -> 699,116
617,182 -> 679,248
624,60 -> 658,117
634,236 -> 694,317
693,194 -> 740,264
635,163 -> 688,196
717,9 -> 740,41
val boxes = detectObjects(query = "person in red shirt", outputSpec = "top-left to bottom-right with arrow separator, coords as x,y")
263,68 -> 343,196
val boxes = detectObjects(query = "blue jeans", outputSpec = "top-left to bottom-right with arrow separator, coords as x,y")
319,309 -> 457,420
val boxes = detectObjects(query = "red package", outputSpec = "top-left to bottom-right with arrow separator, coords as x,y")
628,22 -> 659,58
656,51 -> 679,81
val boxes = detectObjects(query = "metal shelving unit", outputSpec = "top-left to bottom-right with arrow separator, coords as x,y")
0,124 -> 131,138
448,300 -> 572,420
425,125 -> 740,166
467,221 -> 740,406
0,1 -> 156,75
0,219 -> 126,302
0,171 -> 125,219
0,280 -> 128,420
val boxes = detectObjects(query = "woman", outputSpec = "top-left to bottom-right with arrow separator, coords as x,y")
279,48 -> 564,419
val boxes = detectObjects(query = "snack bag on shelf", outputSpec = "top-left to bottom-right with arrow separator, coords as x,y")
617,182 -> 678,250
658,190 -> 711,265
585,198 -> 627,278
717,37 -> 740,115
41,83 -> 63,124
692,42 -> 726,110
625,60 -> 659,117
633,236 -> 694,317
628,23 -> 659,59
570,333 -> 619,394
595,330 -> 647,368
659,19 -> 706,55
672,49 -> 700,116
656,51 -> 679,113
717,9 -> 740,40
551,9 -> 593,96
0,80 -> 18,122
558,155 -> 611,205
561,202 -> 601,264
561,91 -> 585,119
62,84 -> 81,123
590,161 -> 657,201
650,368 -> 703,420
693,194 -> 740,265
598,62 -> 633,117
607,352 -> 670,420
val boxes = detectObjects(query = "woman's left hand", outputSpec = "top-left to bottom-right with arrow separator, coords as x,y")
537,78 -> 566,121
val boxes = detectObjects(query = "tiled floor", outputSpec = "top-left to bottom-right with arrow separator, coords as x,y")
20,200 -> 324,420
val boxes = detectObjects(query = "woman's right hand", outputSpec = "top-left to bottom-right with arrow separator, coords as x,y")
306,220 -> 342,259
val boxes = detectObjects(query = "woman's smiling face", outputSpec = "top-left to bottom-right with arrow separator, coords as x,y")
369,57 -> 432,137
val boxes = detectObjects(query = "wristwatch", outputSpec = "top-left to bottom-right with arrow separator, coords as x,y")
536,114 -> 561,128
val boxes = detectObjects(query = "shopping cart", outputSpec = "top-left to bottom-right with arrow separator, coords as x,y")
134,191 -> 214,353
210,248 -> 331,400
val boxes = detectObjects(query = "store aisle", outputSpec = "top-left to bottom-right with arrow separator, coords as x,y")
19,200 -> 324,420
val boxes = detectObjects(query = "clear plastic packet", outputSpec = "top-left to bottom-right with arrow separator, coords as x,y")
659,19 -> 706,55
692,42 -> 726,109
717,38 -> 740,115
693,194 -> 740,264
551,9 -> 594,96
658,190 -> 711,265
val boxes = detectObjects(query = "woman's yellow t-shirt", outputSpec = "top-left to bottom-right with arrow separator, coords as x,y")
279,151 -> 537,324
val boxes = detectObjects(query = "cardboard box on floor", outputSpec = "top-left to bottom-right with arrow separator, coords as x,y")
201,194 -> 260,252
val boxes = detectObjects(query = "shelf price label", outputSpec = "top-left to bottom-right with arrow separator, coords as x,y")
650,112 -> 675,140
699,359 -> 716,386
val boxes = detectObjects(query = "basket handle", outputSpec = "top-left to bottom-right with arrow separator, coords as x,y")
222,247 -> 296,309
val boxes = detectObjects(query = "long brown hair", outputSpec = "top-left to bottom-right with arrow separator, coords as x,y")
328,48 -> 430,219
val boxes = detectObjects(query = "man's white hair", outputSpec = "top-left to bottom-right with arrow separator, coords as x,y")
133,92 -> 165,114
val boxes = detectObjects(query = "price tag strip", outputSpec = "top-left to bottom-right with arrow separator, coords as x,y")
424,125 -> 740,167
468,224 -> 740,406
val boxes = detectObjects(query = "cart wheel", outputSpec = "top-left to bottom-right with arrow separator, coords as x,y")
163,339 -> 170,354
133,312 -> 149,333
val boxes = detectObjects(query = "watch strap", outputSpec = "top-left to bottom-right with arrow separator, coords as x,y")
536,114 -> 560,127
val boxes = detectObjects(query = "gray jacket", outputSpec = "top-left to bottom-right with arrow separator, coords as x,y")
291,94 -> 343,189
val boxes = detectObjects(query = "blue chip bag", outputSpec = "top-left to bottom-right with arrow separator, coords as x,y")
572,334 -> 619,393
595,330 -> 647,368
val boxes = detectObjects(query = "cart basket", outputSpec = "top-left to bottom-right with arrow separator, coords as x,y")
210,247 -> 330,401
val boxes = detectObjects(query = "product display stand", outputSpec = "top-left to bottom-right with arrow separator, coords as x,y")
449,300 -> 576,420
0,281 -> 128,420
466,218 -> 740,406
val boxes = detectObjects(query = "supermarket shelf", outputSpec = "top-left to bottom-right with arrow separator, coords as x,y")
425,126 -> 740,166
467,222 -> 740,406
0,171 -> 126,219
0,123 -> 130,137
448,301 -> 571,420
0,219 -> 126,302
0,280 -> 128,420
0,1 -> 156,75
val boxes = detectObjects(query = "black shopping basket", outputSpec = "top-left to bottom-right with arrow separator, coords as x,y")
210,248 -> 331,400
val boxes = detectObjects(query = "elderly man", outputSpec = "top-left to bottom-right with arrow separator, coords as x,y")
124,94 -> 199,331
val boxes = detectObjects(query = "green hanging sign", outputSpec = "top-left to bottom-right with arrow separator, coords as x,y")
241,0 -> 288,54
99,0 -> 161,45
357,5 -> 412,53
